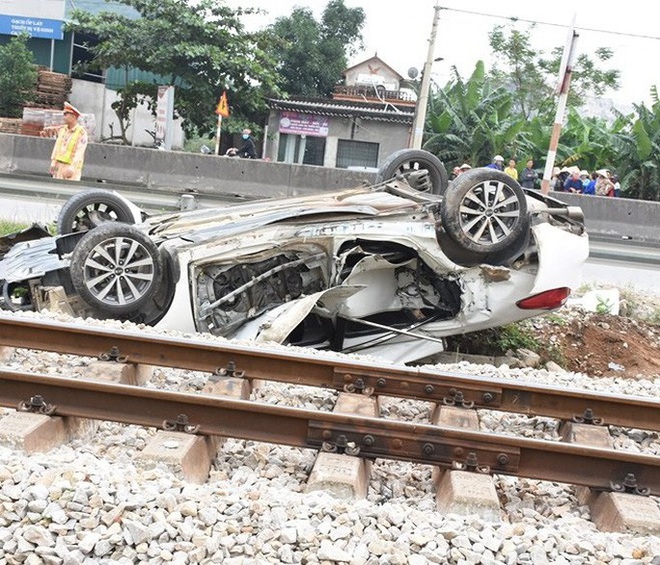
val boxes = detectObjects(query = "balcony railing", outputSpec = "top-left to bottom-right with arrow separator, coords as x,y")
332,85 -> 416,106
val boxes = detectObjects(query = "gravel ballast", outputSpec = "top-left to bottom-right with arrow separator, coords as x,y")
0,311 -> 659,564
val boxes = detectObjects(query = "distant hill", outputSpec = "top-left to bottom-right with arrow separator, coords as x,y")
580,96 -> 634,122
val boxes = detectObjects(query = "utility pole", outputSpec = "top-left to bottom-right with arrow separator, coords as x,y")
410,4 -> 441,150
541,18 -> 579,194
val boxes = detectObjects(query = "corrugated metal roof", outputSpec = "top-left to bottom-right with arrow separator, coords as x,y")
268,97 -> 414,124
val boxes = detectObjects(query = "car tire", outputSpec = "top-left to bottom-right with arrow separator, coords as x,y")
440,168 -> 529,255
57,189 -> 136,235
375,149 -> 448,195
70,223 -> 162,316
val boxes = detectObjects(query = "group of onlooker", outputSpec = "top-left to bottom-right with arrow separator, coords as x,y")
451,156 -> 540,189
553,167 -> 620,197
450,155 -> 620,196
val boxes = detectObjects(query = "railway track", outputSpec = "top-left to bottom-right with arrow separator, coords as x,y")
0,313 -> 658,503
0,314 -> 658,431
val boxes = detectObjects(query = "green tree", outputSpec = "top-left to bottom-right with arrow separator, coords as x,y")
417,25 -> 634,192
488,24 -> 620,121
612,91 -> 660,201
106,79 -> 158,145
423,61 -> 533,169
265,0 -> 365,97
551,107 -> 625,173
0,34 -> 37,118
68,0 -> 281,137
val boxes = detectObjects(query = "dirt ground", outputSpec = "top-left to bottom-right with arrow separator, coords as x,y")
526,311 -> 660,378
447,287 -> 660,379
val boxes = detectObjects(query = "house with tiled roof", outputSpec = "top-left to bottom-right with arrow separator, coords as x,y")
264,55 -> 416,169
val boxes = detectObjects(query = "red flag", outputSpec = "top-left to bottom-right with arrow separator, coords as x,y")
216,91 -> 230,117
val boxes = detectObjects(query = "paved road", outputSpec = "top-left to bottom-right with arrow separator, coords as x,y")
0,193 -> 60,225
582,257 -> 659,295
0,173 -> 252,224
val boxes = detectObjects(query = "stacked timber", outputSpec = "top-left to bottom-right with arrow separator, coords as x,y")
18,69 -> 72,136
0,68 -> 71,135
34,68 -> 72,110
0,118 -> 22,134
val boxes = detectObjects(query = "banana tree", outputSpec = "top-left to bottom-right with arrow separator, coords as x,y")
612,89 -> 660,201
423,61 -> 534,171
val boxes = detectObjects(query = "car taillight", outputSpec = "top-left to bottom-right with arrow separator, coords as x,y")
516,287 -> 571,310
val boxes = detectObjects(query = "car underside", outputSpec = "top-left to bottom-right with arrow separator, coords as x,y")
0,153 -> 589,363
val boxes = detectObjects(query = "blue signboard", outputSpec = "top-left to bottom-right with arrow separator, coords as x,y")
0,14 -> 64,40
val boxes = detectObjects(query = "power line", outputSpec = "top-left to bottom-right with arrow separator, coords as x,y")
439,6 -> 660,42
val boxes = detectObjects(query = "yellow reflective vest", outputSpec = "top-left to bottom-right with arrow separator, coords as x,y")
53,124 -> 85,165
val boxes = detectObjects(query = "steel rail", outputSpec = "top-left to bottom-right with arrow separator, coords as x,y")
0,314 -> 659,432
0,369 -> 658,495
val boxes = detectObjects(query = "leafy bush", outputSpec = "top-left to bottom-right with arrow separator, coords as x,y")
0,34 -> 37,118
495,323 -> 541,352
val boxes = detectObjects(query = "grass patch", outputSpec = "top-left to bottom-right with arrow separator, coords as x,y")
496,323 -> 541,352
646,309 -> 660,326
543,313 -> 568,326
445,321 -> 566,367
0,220 -> 28,236
446,323 -> 540,357
618,286 -> 660,325
0,221 -> 57,237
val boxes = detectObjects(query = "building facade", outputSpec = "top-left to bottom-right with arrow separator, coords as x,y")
264,55 -> 416,169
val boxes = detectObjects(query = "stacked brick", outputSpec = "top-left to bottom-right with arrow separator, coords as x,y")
20,107 -> 61,136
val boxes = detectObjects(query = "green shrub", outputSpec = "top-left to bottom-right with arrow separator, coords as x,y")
0,34 -> 37,118
495,324 -> 541,352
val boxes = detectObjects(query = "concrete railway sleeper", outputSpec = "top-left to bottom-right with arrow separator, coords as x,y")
0,368 -> 658,499
0,314 -> 659,433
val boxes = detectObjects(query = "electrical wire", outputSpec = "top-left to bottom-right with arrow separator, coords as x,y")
438,6 -> 660,42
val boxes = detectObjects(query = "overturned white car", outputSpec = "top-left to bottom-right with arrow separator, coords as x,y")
0,152 -> 589,363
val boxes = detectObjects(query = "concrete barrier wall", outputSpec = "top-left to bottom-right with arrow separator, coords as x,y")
551,192 -> 660,244
1,133 -> 658,243
0,134 -> 14,172
0,133 -> 375,200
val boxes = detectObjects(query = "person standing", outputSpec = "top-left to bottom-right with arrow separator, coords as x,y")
504,159 -> 518,180
40,102 -> 88,181
486,155 -> 504,170
451,163 -> 471,179
611,174 -> 621,197
582,172 -> 596,195
550,167 -> 562,191
595,170 -> 615,197
520,159 -> 538,188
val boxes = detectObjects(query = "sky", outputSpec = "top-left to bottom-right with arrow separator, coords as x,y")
229,0 -> 660,109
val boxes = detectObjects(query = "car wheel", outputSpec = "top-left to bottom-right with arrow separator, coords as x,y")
70,223 -> 162,316
440,168 -> 529,255
57,189 -> 136,235
376,149 -> 448,195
